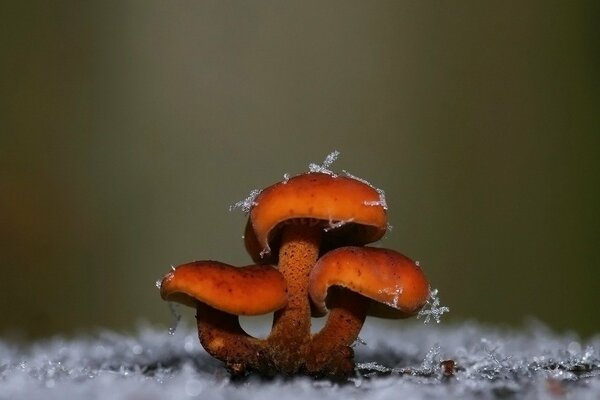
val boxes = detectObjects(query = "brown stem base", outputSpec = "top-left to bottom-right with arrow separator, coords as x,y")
196,303 -> 272,376
196,290 -> 368,378
306,288 -> 368,377
195,227 -> 369,378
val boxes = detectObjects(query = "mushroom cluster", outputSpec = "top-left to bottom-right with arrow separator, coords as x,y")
159,164 -> 430,378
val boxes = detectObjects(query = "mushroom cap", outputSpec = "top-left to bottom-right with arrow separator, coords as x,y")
160,261 -> 287,315
309,247 -> 429,318
245,172 -> 388,262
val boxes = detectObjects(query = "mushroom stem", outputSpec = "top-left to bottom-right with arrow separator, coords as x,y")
306,287 -> 368,376
196,303 -> 268,376
267,224 -> 321,373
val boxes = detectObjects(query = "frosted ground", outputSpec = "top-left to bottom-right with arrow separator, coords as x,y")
1,319 -> 599,400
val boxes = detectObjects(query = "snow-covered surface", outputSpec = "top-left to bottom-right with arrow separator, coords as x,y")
2,321 -> 599,400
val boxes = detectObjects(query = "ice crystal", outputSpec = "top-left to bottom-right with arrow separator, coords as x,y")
167,302 -> 181,335
417,344 -> 442,375
229,188 -> 261,214
323,217 -> 354,232
154,266 -> 174,290
352,336 -> 368,348
308,150 -> 340,176
356,361 -> 392,374
379,285 -> 404,308
343,170 -> 388,210
417,288 -> 450,324
259,244 -> 271,259
341,169 -> 370,185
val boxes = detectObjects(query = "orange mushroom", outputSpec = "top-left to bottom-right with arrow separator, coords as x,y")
159,261 -> 287,375
307,246 -> 429,375
244,172 -> 387,263
243,172 -> 388,374
158,159 -> 436,378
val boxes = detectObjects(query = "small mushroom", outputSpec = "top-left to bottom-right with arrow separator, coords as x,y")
158,165 -> 436,378
307,246 -> 429,375
244,172 -> 387,263
243,172 -> 388,373
159,261 -> 287,375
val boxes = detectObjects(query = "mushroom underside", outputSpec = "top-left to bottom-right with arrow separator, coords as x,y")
258,219 -> 385,261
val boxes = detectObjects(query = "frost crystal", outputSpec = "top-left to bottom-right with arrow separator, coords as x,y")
229,188 -> 261,214
418,344 -> 442,374
308,151 -> 389,211
308,150 -> 340,176
282,173 -> 290,183
259,244 -> 271,259
356,361 -> 391,374
379,285 -> 404,308
343,170 -> 388,210
352,336 -> 367,347
167,302 -> 182,335
323,217 -> 354,232
417,288 -> 450,324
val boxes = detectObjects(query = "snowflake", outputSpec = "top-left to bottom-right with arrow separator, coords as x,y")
308,150 -> 340,176
229,188 -> 262,214
417,288 -> 450,324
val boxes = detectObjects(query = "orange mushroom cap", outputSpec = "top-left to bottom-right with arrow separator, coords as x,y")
160,261 -> 287,315
309,247 -> 429,318
245,172 -> 388,262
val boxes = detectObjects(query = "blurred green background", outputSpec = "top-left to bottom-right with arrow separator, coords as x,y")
2,1 -> 598,339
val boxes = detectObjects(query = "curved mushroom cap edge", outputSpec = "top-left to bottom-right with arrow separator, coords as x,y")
160,261 -> 288,315
309,246 -> 430,318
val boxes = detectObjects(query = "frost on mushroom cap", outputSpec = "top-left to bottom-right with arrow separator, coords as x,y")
244,172 -> 388,262
308,247 -> 429,318
160,261 -> 287,315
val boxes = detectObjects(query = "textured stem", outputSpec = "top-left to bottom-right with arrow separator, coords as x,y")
196,303 -> 270,376
306,287 -> 368,377
267,224 -> 321,374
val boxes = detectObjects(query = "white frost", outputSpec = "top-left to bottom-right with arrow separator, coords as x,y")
343,170 -> 388,210
167,302 -> 182,335
379,285 -> 404,308
259,244 -> 271,259
323,217 -> 354,232
229,188 -> 262,214
417,288 -> 450,324
308,150 -> 340,176
1,320 -> 598,400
